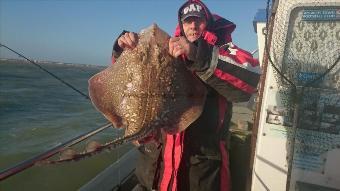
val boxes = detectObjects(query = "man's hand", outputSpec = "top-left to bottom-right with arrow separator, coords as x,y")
118,32 -> 139,50
169,37 -> 196,59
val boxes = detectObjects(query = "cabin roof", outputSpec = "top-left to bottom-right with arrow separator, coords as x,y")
253,9 -> 267,33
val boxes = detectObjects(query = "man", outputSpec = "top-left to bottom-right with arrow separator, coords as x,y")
112,0 -> 261,190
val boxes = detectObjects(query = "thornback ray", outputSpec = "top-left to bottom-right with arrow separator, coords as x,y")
88,24 -> 207,142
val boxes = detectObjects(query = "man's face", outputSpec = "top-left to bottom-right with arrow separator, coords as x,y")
182,16 -> 207,42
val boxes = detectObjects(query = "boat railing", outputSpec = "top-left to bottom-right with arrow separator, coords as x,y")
80,147 -> 139,191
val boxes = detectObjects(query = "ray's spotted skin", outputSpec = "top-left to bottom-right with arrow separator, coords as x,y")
88,24 -> 207,141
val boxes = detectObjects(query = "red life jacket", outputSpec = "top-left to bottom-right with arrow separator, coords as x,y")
159,1 -> 260,190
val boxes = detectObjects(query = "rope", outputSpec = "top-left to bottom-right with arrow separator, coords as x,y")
264,0 -> 295,88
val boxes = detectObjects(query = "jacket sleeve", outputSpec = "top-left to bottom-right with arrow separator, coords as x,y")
111,30 -> 129,64
186,39 -> 262,103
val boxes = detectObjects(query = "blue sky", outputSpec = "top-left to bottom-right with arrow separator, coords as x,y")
0,0 -> 265,66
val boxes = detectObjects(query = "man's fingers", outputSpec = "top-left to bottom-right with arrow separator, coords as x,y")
169,40 -> 175,55
118,36 -> 129,49
169,39 -> 179,56
118,32 -> 139,50
118,37 -> 128,49
174,50 -> 183,58
129,32 -> 138,48
169,38 -> 181,57
124,33 -> 134,49
170,45 -> 177,57
171,46 -> 184,58
169,37 -> 183,57
169,37 -> 181,43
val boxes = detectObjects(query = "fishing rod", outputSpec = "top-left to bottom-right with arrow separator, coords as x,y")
0,123 -> 112,181
0,43 -> 90,100
0,43 -> 118,180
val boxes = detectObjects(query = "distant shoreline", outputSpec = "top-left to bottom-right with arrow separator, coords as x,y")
0,58 -> 106,69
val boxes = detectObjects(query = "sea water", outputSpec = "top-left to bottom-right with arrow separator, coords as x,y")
0,60 -> 132,190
